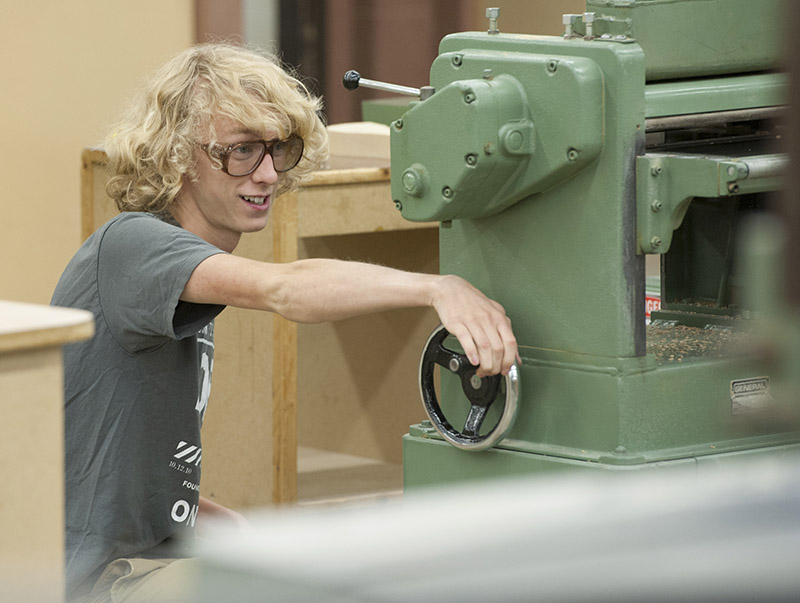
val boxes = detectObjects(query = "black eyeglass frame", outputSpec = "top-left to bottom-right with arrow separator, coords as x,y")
204,135 -> 304,176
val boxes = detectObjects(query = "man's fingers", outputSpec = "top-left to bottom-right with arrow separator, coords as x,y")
449,318 -> 517,378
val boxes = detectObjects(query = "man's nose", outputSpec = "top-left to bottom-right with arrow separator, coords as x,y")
251,152 -> 279,184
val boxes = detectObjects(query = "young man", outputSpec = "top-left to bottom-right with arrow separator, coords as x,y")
53,43 -> 518,602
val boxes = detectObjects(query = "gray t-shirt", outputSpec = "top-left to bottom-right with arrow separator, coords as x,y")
51,212 -> 226,594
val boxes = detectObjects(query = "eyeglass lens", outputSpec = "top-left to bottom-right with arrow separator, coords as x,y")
225,137 -> 303,176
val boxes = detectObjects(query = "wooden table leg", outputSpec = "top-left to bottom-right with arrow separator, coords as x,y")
271,192 -> 299,504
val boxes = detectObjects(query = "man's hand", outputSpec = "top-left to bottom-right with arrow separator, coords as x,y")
430,275 -> 518,377
196,496 -> 252,539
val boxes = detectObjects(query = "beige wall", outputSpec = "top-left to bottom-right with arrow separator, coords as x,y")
0,1 -> 195,305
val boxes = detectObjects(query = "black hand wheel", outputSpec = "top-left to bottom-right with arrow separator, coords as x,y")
419,324 -> 520,451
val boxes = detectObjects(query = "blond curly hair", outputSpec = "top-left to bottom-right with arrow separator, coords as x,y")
104,43 -> 329,213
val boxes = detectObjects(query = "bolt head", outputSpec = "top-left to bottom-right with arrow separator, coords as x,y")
486,7 -> 500,18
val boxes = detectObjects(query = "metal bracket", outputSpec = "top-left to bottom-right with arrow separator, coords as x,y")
636,152 -> 787,254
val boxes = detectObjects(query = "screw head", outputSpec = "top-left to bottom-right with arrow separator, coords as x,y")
651,236 -> 662,248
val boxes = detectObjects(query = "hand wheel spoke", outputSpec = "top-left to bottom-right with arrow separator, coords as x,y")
432,343 -> 462,370
463,404 -> 488,437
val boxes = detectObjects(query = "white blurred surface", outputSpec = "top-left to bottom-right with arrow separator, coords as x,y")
192,454 -> 800,602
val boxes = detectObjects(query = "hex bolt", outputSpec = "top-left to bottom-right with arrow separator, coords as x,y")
483,69 -> 494,80
651,236 -> 662,248
562,14 -> 578,38
650,165 -> 662,176
547,59 -> 559,73
452,54 -> 463,68
486,7 -> 500,35
615,34 -> 627,41
442,186 -> 454,199
567,148 -> 580,161
584,12 -> 596,39
464,91 -> 476,103
651,200 -> 662,212
465,153 -> 478,166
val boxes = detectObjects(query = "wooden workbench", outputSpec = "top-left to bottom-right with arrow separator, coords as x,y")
81,147 -> 439,507
0,301 -> 94,602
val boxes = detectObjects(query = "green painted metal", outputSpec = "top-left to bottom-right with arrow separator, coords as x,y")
390,48 -> 604,222
404,435 -> 800,488
393,1 -> 797,488
360,97 -> 410,126
395,33 -> 647,358
645,73 -> 787,118
636,153 -> 786,254
583,0 -> 783,81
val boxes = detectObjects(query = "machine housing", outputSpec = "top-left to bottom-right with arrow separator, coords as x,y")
395,0 -> 800,487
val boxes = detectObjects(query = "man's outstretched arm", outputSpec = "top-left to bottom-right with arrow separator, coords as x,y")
182,253 -> 518,377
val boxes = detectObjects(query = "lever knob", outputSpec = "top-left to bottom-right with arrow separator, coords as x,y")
343,70 -> 361,91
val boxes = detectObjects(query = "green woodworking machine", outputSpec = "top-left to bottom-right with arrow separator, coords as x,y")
347,0 -> 800,488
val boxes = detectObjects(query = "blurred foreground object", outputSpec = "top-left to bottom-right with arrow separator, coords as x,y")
192,455 -> 800,602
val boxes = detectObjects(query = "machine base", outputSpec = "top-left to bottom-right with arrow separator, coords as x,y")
403,431 -> 800,490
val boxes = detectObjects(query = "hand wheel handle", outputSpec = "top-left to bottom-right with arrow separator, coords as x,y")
419,324 -> 520,451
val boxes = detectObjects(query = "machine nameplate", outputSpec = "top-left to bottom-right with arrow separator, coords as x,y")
731,377 -> 773,415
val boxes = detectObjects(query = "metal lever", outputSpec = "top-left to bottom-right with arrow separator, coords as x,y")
343,70 -> 434,99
